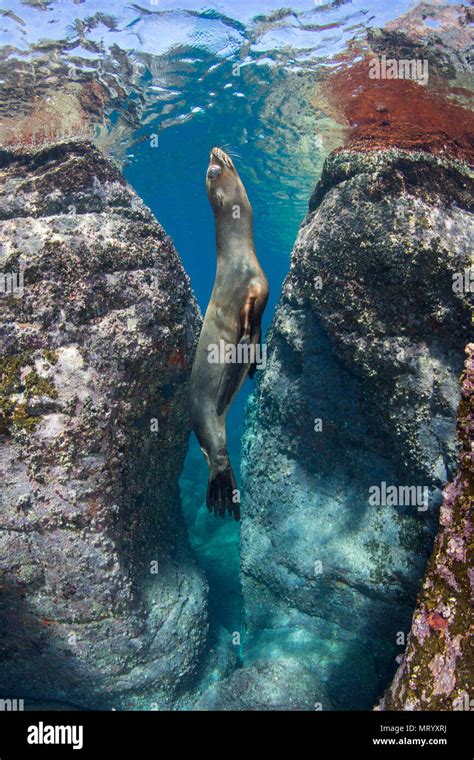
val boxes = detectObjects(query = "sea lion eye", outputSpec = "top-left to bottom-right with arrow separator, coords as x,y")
207,164 -> 222,179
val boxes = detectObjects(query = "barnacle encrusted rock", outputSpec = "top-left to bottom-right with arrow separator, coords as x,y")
376,344 -> 473,711
0,140 -> 207,709
305,148 -> 473,484
240,146 -> 473,709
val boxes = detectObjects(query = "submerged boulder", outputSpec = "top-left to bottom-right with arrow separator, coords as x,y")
195,657 -> 332,711
0,140 -> 207,709
240,146 -> 472,709
376,344 -> 473,711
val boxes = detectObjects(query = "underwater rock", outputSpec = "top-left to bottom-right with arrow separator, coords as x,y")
324,58 -> 474,166
194,658 -> 331,711
240,146 -> 472,709
305,149 -> 472,485
319,19 -> 474,165
376,344 -> 473,711
0,140 -> 207,709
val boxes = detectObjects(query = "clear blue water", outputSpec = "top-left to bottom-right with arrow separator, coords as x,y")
0,0 -> 460,673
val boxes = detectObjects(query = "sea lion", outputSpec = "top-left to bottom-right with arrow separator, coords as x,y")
189,147 -> 269,520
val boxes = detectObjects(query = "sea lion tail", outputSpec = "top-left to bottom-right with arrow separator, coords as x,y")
206,463 -> 240,521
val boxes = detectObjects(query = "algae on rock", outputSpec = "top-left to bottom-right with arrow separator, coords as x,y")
0,140 -> 207,710
377,344 -> 473,711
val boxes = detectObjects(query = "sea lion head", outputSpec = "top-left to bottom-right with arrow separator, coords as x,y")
206,147 -> 251,216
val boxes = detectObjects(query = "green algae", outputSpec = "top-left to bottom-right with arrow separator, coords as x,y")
0,350 -> 58,435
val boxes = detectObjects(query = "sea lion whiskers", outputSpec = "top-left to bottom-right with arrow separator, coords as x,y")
210,147 -> 235,170
219,143 -> 242,161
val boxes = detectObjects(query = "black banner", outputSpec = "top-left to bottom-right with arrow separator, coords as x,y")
0,709 -> 471,757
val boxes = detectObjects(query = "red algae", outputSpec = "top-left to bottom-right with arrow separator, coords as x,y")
427,611 -> 448,631
0,91 -> 92,149
168,349 -> 188,368
324,59 -> 474,165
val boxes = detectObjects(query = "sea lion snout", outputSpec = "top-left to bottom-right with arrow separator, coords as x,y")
207,164 -> 222,179
206,146 -> 249,214
209,147 -> 234,169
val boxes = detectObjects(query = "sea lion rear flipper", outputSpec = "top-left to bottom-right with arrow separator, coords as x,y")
216,336 -> 250,416
207,463 -> 239,520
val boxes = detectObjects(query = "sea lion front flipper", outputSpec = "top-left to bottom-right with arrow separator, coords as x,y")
216,284 -> 268,414
216,336 -> 250,416
248,326 -> 262,380
242,283 -> 267,380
